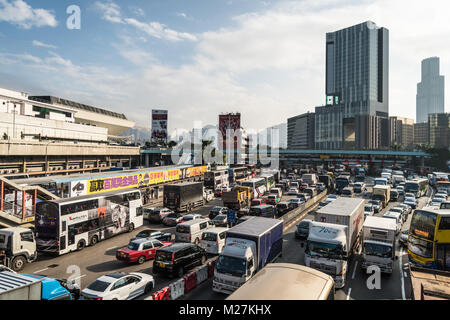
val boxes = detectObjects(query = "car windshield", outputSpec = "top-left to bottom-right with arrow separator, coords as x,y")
202,232 -> 217,241
216,255 -> 246,277
363,242 -> 393,258
86,280 -> 110,292
176,225 -> 190,233
214,215 -> 226,221
307,241 -> 344,260
127,242 -> 140,251
137,231 -> 154,238
182,216 -> 194,221
364,205 -> 372,211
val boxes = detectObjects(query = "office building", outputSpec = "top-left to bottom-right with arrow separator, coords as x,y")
414,122 -> 429,146
389,116 -> 414,150
288,112 -> 315,149
416,57 -> 445,123
428,113 -> 449,149
315,21 -> 389,149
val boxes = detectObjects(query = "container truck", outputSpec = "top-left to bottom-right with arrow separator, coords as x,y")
361,216 -> 397,274
0,227 -> 38,272
163,182 -> 204,212
372,185 -> 391,208
222,186 -> 251,210
305,197 -> 365,288
302,173 -> 318,186
212,217 -> 283,294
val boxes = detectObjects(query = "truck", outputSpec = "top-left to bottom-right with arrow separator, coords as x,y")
222,186 -> 251,210
212,217 -> 283,294
392,174 -> 405,187
318,175 -> 335,191
302,173 -> 318,186
305,197 -> 365,288
372,185 -> 391,208
163,182 -> 204,212
335,176 -> 350,194
361,216 -> 397,273
0,271 -> 80,300
0,228 -> 38,272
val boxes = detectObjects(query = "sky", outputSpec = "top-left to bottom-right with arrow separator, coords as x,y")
0,0 -> 449,135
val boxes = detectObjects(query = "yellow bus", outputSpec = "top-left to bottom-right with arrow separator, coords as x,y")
408,207 -> 450,270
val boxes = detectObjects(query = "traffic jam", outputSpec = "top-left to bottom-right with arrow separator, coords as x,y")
0,164 -> 449,300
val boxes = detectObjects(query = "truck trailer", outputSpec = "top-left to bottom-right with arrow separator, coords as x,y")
213,217 -> 283,294
163,182 -> 204,212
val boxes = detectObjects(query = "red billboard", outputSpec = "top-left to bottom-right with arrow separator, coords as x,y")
219,114 -> 241,149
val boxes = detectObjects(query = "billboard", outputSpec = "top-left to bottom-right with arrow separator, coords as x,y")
219,114 -> 241,149
151,109 -> 168,144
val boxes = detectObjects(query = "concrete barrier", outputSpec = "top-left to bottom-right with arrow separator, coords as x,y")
281,190 -> 328,226
170,278 -> 185,300
151,286 -> 171,300
184,271 -> 198,293
196,265 -> 208,285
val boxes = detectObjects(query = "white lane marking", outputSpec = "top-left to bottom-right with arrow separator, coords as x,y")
33,268 -> 48,274
399,247 -> 406,300
404,272 -> 408,278
347,288 -> 352,300
106,247 -> 118,251
352,261 -> 358,279
72,274 -> 86,281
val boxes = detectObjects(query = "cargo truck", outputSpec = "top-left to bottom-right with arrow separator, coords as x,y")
0,227 -> 38,272
222,186 -> 251,210
361,216 -> 397,273
302,173 -> 318,186
372,185 -> 391,208
163,182 -> 204,213
305,198 -> 364,288
212,217 -> 283,294
319,175 -> 335,191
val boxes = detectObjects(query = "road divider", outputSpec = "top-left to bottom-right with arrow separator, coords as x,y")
169,279 -> 185,300
184,271 -> 198,293
196,265 -> 208,285
152,286 -> 171,300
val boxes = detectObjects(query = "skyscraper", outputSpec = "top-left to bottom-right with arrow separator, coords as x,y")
416,57 -> 445,123
315,21 -> 389,150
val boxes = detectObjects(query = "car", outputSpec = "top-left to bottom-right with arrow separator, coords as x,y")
399,230 -> 409,246
341,187 -> 353,197
300,183 -> 309,190
428,200 -> 443,207
316,183 -> 326,192
143,208 -> 155,220
390,189 -> 399,202
237,208 -> 249,218
203,189 -> 214,202
276,202 -> 290,216
287,188 -> 299,195
304,188 -> 316,198
152,243 -> 207,278
397,186 -> 405,196
317,201 -> 329,210
250,198 -> 266,207
212,214 -> 228,227
295,220 -> 312,240
389,207 -> 407,223
353,182 -> 366,194
404,197 -> 417,209
364,204 -> 374,218
209,206 -> 228,220
214,188 -> 223,197
288,198 -> 304,209
405,192 -> 416,199
437,189 -> 448,196
236,215 -> 254,225
131,229 -> 173,242
434,193 -> 447,201
296,193 -> 310,202
148,208 -> 174,223
326,194 -> 339,202
81,272 -> 155,300
162,213 -> 184,226
266,194 -> 280,205
180,214 -> 204,224
116,238 -> 172,264
397,203 -> 412,215
368,200 -> 381,213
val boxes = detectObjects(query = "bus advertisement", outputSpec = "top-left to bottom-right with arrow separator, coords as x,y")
35,189 -> 143,255
405,178 -> 429,198
241,178 -> 266,199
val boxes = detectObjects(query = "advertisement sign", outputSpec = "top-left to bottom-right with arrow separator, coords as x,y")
151,109 -> 168,144
70,180 -> 88,197
219,114 -> 241,149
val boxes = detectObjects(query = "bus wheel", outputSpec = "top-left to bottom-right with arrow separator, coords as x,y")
90,236 -> 98,246
11,256 -> 26,272
128,223 -> 135,232
77,240 -> 86,251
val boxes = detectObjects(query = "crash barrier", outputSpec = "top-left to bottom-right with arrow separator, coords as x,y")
169,278 -> 185,300
151,286 -> 171,300
184,271 -> 198,293
207,260 -> 216,278
196,265 -> 208,285
281,190 -> 328,225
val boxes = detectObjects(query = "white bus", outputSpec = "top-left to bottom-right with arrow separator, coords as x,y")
261,174 -> 275,191
405,178 -> 429,198
35,188 -> 143,255
241,178 -> 267,199
204,170 -> 229,190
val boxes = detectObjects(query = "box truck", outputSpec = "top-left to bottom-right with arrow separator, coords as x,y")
0,228 -> 38,272
222,186 -> 251,210
213,217 -> 283,294
305,197 -> 364,288
372,185 -> 391,208
163,182 -> 204,212
361,216 -> 397,274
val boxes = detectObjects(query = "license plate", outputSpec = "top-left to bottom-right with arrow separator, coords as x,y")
121,253 -> 124,257
159,263 -> 165,268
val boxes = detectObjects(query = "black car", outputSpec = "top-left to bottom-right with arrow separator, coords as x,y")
209,206 -> 228,220
295,220 -> 312,240
236,216 -> 254,225
131,229 -> 173,242
276,202 -> 290,216
153,243 -> 207,278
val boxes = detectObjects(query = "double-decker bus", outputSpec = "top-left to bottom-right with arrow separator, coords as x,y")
405,178 -> 429,198
204,170 -> 229,190
430,172 -> 449,186
35,189 -> 143,255
228,167 -> 250,184
241,177 -> 266,199
408,207 -> 450,270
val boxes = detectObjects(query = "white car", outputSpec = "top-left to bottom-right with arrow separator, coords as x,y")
288,188 -> 299,195
204,190 -> 214,202
405,192 -> 416,199
397,203 -> 412,215
399,230 -> 409,246
81,272 -> 155,300
434,193 -> 447,201
326,194 -> 339,202
180,214 -> 203,223
404,197 -> 417,209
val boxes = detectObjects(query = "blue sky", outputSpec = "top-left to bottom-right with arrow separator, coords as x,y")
0,0 -> 449,135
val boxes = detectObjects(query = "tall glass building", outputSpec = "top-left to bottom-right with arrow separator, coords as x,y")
416,57 -> 445,123
315,21 -> 389,149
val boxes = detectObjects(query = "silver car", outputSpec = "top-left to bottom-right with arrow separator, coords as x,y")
399,230 -> 409,246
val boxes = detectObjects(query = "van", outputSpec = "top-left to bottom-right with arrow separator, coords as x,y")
390,189 -> 399,202
382,212 -> 402,234
270,187 -> 282,198
175,219 -> 215,245
199,227 -> 228,255
249,205 -> 276,218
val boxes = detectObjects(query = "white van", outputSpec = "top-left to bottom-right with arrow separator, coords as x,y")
269,187 -> 282,198
175,218 -> 215,244
382,212 -> 402,234
199,227 -> 229,254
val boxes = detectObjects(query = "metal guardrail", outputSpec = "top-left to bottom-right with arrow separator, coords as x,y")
281,190 -> 328,226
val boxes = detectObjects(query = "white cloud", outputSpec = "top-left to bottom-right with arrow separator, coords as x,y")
95,1 -> 124,24
32,40 -> 57,49
0,0 -> 57,29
